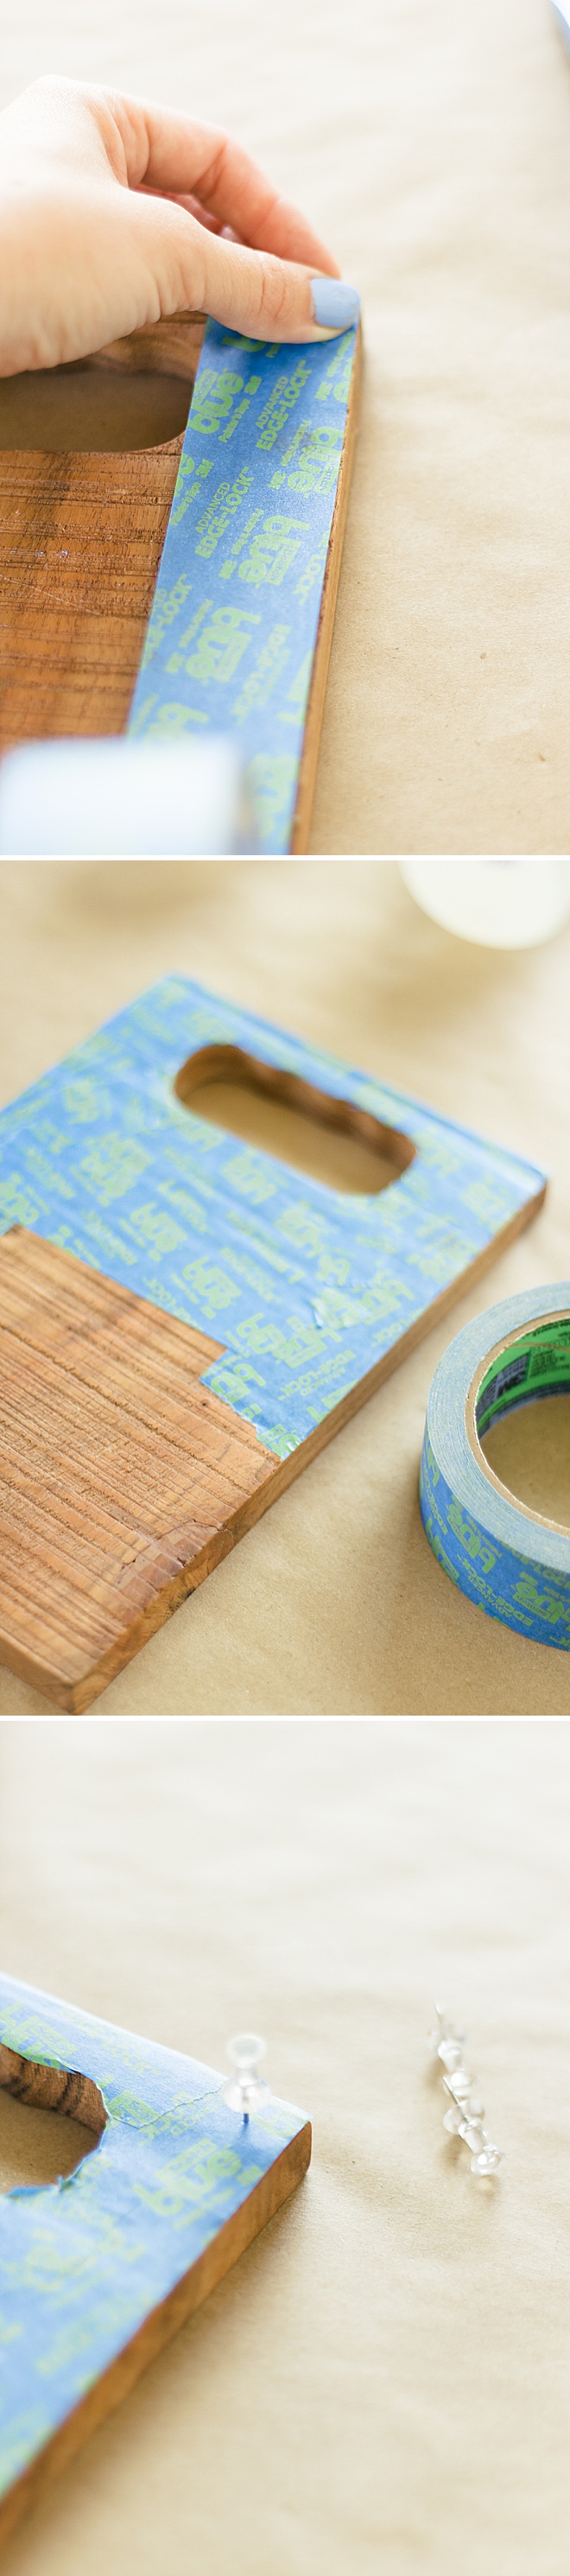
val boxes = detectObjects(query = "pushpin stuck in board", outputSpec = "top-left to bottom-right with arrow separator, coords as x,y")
225,2034 -> 271,2122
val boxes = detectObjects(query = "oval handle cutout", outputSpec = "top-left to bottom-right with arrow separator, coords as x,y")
0,2042 -> 105,2194
174,1044 -> 415,1197
0,365 -> 193,454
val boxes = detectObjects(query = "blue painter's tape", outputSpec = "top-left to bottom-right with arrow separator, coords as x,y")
420,1284 -> 570,1649
0,978 -> 546,1461
128,320 -> 358,852
0,1974 -> 307,2501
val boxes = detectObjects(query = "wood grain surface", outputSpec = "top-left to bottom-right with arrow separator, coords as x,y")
0,314 -> 360,852
0,1164 -> 546,1710
0,1227 -> 276,1712
0,317 -> 203,755
0,437 -> 185,746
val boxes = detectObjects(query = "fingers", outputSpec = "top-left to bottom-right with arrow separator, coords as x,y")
152,192 -> 228,235
133,187 -> 358,342
0,77 -> 358,357
107,93 -> 339,276
1,78 -> 341,278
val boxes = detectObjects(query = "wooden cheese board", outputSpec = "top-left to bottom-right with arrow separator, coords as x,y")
0,977 -> 547,1710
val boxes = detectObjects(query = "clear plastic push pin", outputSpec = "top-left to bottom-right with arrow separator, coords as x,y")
224,2034 -> 270,2122
442,2064 -> 473,2102
428,2004 -> 466,2065
430,2003 -> 504,2184
442,2100 -> 467,2135
470,2141 -> 504,2179
459,2119 -> 487,2153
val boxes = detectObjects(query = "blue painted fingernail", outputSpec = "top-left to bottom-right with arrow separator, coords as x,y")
311,277 -> 360,330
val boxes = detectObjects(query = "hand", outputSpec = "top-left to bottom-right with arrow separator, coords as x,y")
0,77 -> 359,375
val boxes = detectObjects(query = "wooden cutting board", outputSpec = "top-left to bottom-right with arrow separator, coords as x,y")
0,1972 -> 310,2553
0,311 -> 360,852
0,978 -> 547,1710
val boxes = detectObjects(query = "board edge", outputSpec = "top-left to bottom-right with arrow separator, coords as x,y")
0,2117 -> 312,2555
289,322 -> 362,855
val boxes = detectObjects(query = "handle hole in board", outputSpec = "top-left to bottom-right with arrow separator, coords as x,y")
0,2043 -> 105,2195
174,1044 -> 416,1198
0,365 -> 193,454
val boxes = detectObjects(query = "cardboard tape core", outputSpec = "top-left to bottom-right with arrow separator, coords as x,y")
466,1312 -> 570,1537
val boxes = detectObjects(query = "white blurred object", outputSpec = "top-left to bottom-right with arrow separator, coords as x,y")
552,3 -> 570,59
401,861 -> 570,949
0,736 -> 254,856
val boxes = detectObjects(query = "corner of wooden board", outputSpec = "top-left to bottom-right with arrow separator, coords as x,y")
0,2117 -> 312,2555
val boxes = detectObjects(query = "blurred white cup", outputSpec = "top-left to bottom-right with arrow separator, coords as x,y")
401,860 -> 570,949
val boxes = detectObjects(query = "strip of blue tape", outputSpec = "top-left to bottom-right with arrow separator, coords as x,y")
128,320 -> 358,852
0,977 -> 546,1461
0,1974 -> 306,2502
420,1283 -> 570,1649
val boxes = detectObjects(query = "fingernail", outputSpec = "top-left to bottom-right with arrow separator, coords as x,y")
310,277 -> 360,331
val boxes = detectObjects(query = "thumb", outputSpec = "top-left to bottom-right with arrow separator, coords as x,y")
136,192 -> 360,343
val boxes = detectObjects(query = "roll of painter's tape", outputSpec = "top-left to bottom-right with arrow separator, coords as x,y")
420,1283 -> 570,1650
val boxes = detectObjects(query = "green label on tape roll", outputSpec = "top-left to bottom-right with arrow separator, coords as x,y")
476,1318 -> 570,1437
